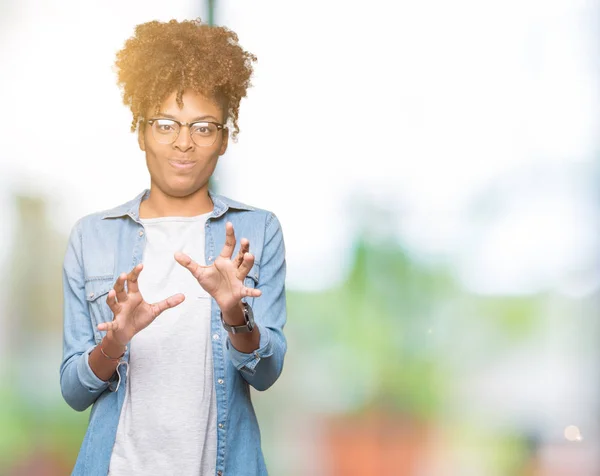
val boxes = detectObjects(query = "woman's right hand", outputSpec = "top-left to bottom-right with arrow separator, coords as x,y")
98,263 -> 185,347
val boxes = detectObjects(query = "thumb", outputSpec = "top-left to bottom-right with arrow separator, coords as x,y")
151,293 -> 186,318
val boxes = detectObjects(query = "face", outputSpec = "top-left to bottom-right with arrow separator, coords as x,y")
138,90 -> 228,199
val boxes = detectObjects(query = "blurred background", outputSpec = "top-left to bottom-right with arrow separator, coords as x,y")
1,0 -> 599,474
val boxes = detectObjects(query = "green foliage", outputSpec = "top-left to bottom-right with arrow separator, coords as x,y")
288,236 -> 543,420
0,384 -> 88,471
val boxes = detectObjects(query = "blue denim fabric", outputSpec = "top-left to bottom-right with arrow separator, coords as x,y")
60,189 -> 287,476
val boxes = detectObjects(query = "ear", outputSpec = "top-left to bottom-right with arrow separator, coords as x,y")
218,129 -> 229,156
138,124 -> 146,151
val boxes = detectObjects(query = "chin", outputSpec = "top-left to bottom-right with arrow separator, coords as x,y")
162,179 -> 206,198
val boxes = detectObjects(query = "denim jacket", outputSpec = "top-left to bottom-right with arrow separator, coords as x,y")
60,189 -> 287,476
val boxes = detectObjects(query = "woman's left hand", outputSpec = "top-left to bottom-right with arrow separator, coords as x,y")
174,221 -> 261,313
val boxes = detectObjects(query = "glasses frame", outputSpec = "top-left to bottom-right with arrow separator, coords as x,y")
145,118 -> 227,147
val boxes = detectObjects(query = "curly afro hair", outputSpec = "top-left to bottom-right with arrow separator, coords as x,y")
115,18 -> 256,139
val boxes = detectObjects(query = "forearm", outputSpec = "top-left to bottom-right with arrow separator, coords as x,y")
88,333 -> 126,381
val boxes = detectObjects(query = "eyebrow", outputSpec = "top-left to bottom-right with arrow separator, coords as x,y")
154,112 -> 220,122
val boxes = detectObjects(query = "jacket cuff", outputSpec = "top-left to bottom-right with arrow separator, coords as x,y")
76,345 -> 110,391
226,322 -> 273,375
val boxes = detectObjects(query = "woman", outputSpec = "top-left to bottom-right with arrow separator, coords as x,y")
60,19 -> 287,476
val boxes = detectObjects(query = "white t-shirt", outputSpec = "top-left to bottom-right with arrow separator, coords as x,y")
108,213 -> 217,476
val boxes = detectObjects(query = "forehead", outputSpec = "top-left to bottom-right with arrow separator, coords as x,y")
154,90 -> 224,121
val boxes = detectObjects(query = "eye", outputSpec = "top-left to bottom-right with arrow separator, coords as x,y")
191,122 -> 217,136
154,119 -> 177,134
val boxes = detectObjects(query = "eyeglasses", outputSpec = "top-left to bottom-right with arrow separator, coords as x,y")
146,118 -> 227,147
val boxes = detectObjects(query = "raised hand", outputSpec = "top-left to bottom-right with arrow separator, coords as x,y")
174,222 -> 261,313
97,263 -> 185,346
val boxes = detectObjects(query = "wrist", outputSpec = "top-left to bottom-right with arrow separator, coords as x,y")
220,301 -> 246,325
102,333 -> 127,355
221,302 -> 255,334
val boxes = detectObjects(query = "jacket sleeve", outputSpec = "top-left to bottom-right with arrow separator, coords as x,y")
60,220 -> 111,411
225,213 -> 288,391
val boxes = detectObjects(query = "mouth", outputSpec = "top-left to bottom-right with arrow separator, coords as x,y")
168,159 -> 196,170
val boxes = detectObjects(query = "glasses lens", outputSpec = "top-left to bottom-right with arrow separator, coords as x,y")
190,122 -> 219,146
151,119 -> 179,144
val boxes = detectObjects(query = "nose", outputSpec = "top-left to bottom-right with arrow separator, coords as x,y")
173,125 -> 194,152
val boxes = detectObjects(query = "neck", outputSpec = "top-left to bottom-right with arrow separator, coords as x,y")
139,183 -> 214,218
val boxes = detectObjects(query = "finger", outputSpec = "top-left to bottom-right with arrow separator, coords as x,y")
100,291 -> 121,331
241,286 -> 262,298
219,222 -> 236,259
174,252 -> 207,280
150,293 -> 186,318
98,320 -> 120,332
127,263 -> 143,294
233,238 -> 250,268
113,273 -> 128,302
236,252 -> 255,281
105,289 -> 122,316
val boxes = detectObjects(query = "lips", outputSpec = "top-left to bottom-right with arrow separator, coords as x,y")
168,159 -> 196,170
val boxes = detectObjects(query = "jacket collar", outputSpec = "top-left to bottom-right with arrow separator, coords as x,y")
101,189 -> 254,221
